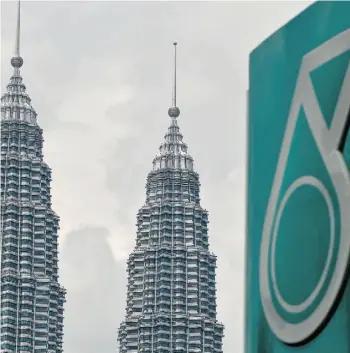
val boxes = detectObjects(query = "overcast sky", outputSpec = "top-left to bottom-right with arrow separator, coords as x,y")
1,1 -> 312,352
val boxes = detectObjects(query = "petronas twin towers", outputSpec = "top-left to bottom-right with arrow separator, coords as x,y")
1,4 -> 224,353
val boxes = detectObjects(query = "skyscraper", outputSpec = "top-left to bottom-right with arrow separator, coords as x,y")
118,43 -> 224,353
0,3 -> 65,352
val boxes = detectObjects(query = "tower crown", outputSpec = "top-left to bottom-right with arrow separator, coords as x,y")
153,43 -> 194,171
1,0 -> 37,124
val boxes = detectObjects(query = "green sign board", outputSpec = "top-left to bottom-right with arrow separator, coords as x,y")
246,2 -> 350,352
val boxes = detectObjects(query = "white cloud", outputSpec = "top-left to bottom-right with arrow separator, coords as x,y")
60,227 -> 126,353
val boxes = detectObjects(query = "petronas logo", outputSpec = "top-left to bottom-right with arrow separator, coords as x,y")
259,29 -> 350,345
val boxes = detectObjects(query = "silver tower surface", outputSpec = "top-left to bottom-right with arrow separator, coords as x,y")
117,43 -> 224,353
0,2 -> 66,352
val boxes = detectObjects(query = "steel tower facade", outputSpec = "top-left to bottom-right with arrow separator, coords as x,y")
0,3 -> 65,352
117,43 -> 224,353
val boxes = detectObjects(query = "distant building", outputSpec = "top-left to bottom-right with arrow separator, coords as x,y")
0,3 -> 65,352
117,43 -> 224,353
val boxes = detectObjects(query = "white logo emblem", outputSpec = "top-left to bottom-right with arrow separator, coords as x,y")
259,29 -> 350,345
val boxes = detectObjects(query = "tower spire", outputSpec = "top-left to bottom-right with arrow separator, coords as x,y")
173,41 -> 177,108
11,0 -> 23,72
168,42 -> 180,119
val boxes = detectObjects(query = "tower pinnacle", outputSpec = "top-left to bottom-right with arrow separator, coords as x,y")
168,41 -> 180,119
11,0 -> 23,70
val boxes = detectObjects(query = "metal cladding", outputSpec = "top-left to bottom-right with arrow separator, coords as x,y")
0,12 -> 66,351
117,116 -> 224,352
